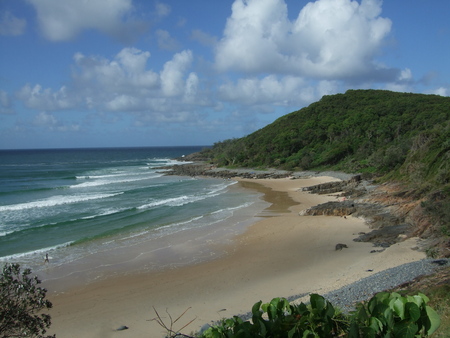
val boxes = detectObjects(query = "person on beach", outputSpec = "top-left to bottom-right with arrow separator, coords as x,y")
44,253 -> 49,264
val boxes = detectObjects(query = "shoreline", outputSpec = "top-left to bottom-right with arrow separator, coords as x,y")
47,176 -> 426,337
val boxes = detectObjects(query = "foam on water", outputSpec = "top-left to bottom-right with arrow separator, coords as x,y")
0,192 -> 124,211
0,147 -> 270,288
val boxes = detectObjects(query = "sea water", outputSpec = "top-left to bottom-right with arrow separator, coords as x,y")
0,147 -> 268,288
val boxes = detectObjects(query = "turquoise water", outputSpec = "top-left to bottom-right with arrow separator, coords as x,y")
0,147 -> 265,282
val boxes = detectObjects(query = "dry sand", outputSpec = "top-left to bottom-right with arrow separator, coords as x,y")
48,176 -> 425,337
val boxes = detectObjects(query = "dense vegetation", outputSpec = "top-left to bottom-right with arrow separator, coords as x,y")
157,292 -> 441,337
197,90 -> 450,251
200,90 -> 449,187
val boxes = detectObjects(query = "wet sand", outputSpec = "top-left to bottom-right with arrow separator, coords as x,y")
48,176 -> 425,337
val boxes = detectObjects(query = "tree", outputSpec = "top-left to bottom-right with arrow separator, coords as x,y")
0,263 -> 55,338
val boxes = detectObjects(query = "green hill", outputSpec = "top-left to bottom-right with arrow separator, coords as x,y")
200,89 -> 449,188
195,90 -> 449,257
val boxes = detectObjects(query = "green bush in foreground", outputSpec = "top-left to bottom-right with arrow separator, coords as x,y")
199,292 -> 440,338
0,263 -> 54,338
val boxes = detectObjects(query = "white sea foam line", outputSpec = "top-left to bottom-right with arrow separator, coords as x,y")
139,189 -> 224,210
210,202 -> 253,216
137,181 -> 234,210
81,207 -> 127,220
0,230 -> 14,237
0,192 -> 123,211
75,171 -> 155,180
70,174 -> 162,188
157,215 -> 205,231
137,195 -> 190,209
148,158 -> 192,168
0,241 -> 74,261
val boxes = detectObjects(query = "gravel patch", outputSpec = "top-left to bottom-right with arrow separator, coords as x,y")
319,258 -> 450,313
230,258 -> 450,324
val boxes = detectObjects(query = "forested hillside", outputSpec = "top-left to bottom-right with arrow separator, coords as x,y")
200,90 -> 449,189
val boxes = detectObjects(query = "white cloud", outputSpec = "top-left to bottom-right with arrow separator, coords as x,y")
156,29 -> 181,51
219,75 -> 336,107
428,87 -> 450,97
27,0 -> 145,42
34,111 -> 58,126
17,48 -> 199,115
160,50 -> 193,96
398,68 -> 413,81
0,11 -> 26,36
33,112 -> 80,132
155,2 -> 171,18
72,48 -> 160,97
215,0 -> 393,80
17,84 -> 75,111
191,29 -> 218,46
183,73 -> 200,104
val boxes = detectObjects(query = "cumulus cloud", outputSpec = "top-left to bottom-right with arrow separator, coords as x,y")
17,84 -> 75,111
219,75 -> 337,107
428,87 -> 450,97
33,112 -> 80,132
160,50 -> 193,96
17,48 -> 200,116
0,11 -> 26,36
216,0 -> 393,80
27,0 -> 146,42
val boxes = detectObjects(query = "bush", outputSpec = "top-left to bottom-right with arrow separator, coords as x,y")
200,292 -> 440,338
350,292 -> 440,337
0,263 -> 54,338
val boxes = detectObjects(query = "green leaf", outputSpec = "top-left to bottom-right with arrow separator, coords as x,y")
360,326 -> 376,338
405,302 -> 420,322
324,302 -> 335,318
383,307 -> 395,330
418,292 -> 430,304
424,305 -> 441,335
267,303 -> 277,320
369,317 -> 383,332
354,304 -> 369,323
309,294 -> 325,312
288,326 -> 296,338
348,321 -> 360,338
391,298 -> 405,319
252,301 -> 263,317
393,321 -> 418,338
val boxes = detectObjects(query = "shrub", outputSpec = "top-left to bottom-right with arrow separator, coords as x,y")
0,263 -> 54,338
349,291 -> 440,337
199,292 -> 440,338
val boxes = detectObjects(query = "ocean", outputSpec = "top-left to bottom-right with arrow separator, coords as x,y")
0,147 -> 267,288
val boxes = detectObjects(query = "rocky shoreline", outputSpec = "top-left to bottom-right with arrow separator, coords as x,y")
162,161 -> 433,253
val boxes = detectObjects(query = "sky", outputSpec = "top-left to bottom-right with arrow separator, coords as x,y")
0,0 -> 449,149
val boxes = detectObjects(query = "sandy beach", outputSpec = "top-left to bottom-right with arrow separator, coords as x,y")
48,176 -> 425,337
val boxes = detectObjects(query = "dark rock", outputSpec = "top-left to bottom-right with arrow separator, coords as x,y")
353,224 -> 412,246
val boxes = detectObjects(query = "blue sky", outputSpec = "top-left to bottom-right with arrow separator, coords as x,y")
0,0 -> 449,149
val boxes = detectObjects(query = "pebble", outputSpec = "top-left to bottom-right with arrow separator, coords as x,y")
322,258 -> 450,313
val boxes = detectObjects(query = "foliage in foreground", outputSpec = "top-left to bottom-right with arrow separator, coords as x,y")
159,292 -> 441,338
0,263 -> 54,338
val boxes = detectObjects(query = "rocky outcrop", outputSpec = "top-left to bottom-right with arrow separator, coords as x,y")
301,175 -> 362,195
163,163 -> 294,179
299,176 -> 420,248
